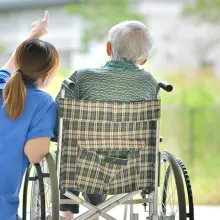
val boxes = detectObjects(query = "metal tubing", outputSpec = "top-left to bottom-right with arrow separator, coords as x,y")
59,199 -> 78,204
149,89 -> 162,220
123,198 -> 149,205
130,197 -> 134,220
75,191 -> 140,220
151,120 -> 160,220
124,204 -> 128,220
57,88 -> 65,184
64,190 -> 97,212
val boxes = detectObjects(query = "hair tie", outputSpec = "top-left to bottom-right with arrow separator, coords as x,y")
17,69 -> 24,75
16,69 -> 36,84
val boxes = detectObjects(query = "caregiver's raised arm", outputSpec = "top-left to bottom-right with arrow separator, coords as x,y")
2,11 -> 49,72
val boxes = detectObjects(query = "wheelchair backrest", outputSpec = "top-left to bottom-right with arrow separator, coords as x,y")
59,98 -> 161,195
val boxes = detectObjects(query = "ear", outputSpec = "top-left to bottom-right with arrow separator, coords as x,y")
139,59 -> 147,65
106,41 -> 112,57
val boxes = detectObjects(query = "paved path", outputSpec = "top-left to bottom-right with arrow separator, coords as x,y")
74,205 -> 220,220
192,206 -> 219,220
19,205 -> 220,219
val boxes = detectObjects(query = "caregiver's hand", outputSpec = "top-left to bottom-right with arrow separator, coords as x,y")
2,11 -> 49,71
28,10 -> 49,39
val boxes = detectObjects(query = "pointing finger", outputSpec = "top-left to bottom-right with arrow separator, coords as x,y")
44,10 -> 49,21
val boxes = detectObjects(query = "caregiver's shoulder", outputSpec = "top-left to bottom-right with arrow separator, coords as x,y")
27,87 -> 55,109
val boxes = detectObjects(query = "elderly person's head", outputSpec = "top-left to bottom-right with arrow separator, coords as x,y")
107,21 -> 153,65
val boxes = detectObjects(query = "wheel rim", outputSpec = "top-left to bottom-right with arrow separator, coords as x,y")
30,179 -> 41,219
42,159 -> 52,218
30,159 -> 52,219
158,158 -> 180,220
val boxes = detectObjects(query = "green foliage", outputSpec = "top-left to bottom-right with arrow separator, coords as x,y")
66,0 -> 144,52
183,0 -> 220,22
162,74 -> 218,108
160,72 -> 220,204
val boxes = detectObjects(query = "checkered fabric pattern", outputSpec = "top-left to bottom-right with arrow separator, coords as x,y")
59,99 -> 161,195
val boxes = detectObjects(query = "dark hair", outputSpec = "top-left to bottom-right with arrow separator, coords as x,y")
3,39 -> 59,120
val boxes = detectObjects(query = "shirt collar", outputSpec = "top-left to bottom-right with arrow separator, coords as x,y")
102,59 -> 141,71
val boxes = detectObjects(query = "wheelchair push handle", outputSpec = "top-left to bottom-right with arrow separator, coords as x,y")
62,79 -> 75,90
157,81 -> 173,92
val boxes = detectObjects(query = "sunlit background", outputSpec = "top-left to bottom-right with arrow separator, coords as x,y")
0,0 -> 219,219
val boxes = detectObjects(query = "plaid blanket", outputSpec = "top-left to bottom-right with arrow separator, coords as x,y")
59,99 -> 160,195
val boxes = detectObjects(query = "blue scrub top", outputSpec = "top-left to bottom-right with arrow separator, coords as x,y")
0,70 -> 56,220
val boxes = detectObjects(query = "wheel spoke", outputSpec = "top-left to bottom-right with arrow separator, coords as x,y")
158,152 -> 186,220
24,154 -> 59,220
30,159 -> 52,219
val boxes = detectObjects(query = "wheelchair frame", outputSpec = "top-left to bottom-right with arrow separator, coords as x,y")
56,80 -> 172,220
22,80 -> 194,220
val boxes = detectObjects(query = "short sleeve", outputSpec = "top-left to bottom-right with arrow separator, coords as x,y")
0,69 -> 11,90
26,94 -> 56,141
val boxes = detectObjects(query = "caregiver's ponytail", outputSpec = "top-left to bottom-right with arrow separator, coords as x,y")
3,70 -> 26,120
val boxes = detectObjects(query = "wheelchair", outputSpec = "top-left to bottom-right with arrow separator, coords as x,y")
22,80 -> 194,220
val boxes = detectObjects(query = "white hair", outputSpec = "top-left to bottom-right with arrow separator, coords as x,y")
108,21 -> 153,64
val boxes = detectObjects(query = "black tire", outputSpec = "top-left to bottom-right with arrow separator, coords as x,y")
177,159 -> 194,220
22,165 -> 32,220
158,151 -> 186,220
35,163 -> 46,219
22,153 -> 59,220
22,164 -> 45,220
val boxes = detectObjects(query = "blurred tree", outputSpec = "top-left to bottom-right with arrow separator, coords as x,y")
184,0 -> 220,23
66,0 -> 144,52
183,0 -> 220,71
161,73 -> 220,204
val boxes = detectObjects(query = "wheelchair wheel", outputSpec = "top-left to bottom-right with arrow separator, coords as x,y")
158,151 -> 186,220
22,165 -> 32,220
22,153 -> 59,220
177,159 -> 194,220
30,163 -> 46,219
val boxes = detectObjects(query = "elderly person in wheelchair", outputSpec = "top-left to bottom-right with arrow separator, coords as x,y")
55,20 -> 157,220
23,19 -> 192,220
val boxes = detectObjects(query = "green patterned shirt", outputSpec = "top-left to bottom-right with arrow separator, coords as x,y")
54,60 -> 158,135
60,60 -> 157,101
